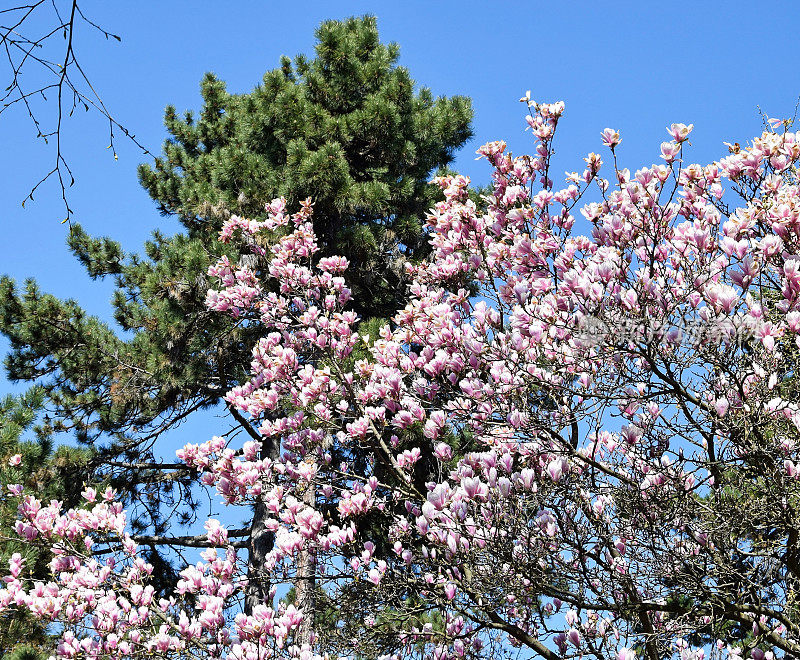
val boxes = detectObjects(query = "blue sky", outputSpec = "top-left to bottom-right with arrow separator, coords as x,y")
2,0 -> 800,454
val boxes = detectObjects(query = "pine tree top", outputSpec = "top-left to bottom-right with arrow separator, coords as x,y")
138,15 -> 472,316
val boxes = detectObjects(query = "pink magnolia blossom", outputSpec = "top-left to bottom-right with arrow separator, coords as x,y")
3,100 -> 800,660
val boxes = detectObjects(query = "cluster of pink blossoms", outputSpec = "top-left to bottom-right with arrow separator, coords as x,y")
0,484 -> 313,658
3,98 -> 800,659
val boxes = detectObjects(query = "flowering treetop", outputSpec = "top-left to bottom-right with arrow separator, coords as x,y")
2,98 -> 800,660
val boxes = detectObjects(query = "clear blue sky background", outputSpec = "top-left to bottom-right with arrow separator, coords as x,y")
2,0 -> 800,460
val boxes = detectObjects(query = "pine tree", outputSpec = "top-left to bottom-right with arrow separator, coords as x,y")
0,14 -> 473,631
138,14 -> 472,319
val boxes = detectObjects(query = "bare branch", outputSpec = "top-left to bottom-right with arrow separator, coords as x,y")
0,1 -> 152,223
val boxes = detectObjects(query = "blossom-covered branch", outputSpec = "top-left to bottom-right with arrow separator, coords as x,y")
3,99 -> 800,660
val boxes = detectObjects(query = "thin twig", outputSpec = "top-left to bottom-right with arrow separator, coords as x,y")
0,1 -> 152,223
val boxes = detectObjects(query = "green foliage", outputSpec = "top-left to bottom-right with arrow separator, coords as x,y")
4,645 -> 50,660
138,14 -> 472,319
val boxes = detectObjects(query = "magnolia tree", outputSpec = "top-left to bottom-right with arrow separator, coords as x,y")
3,98 -> 800,660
